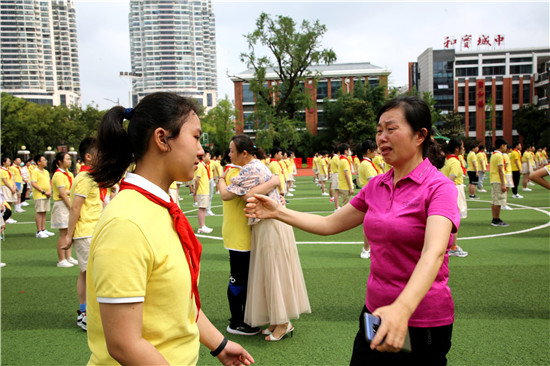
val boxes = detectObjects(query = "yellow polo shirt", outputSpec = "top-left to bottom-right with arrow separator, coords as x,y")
31,168 -> 50,199
0,168 -> 12,186
510,150 -> 521,171
441,156 -> 464,185
338,157 -> 352,190
268,161 -> 285,193
10,166 -> 22,184
52,170 -> 74,201
222,167 -> 251,251
503,153 -> 512,175
490,151 -> 505,183
467,151 -> 478,172
358,159 -> 379,187
372,155 -> 384,173
319,157 -> 328,176
194,162 -> 209,195
70,171 -> 102,239
87,183 -> 199,365
329,155 -> 340,174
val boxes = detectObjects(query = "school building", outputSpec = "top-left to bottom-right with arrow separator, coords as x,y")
231,62 -> 391,136
409,47 -> 550,146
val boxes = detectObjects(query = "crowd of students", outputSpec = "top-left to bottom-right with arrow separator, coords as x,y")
1,92 -> 549,365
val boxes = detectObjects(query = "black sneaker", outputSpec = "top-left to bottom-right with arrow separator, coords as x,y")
491,219 -> 509,227
469,195 -> 480,199
226,323 -> 261,336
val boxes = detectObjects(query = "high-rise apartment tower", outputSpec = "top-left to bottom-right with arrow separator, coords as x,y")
129,0 -> 217,108
0,0 -> 81,106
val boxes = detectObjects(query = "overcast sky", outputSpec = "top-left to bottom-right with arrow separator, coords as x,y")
74,0 -> 549,110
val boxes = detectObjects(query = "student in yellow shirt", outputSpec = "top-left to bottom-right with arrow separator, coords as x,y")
1,157 -> 17,209
51,152 -> 77,267
357,140 -> 381,259
217,159 -> 280,336
490,138 -> 509,227
441,137 -> 468,257
328,150 -> 340,205
476,145 -> 488,192
337,143 -> 354,211
510,143 -> 523,199
31,154 -> 54,238
194,155 -> 212,233
268,147 -> 286,196
521,145 -> 534,191
312,153 -> 319,183
318,151 -> 330,196
10,157 -> 25,213
62,137 -> 104,331
501,147 -> 514,211
372,151 -> 385,174
466,143 -> 480,199
81,92 -> 253,365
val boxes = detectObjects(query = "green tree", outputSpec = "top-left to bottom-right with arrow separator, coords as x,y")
438,110 -> 465,138
200,96 -> 238,153
240,12 -> 336,148
514,104 -> 549,147
421,92 -> 442,126
323,91 -> 377,146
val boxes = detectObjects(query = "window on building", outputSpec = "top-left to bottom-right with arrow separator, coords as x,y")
468,85 -> 476,107
206,93 -> 213,107
456,59 -> 478,65
242,83 -> 254,103
330,79 -> 341,97
482,66 -> 505,76
512,84 -> 520,104
495,111 -> 503,130
317,111 -> 326,128
510,57 -> 532,63
469,112 -> 476,132
482,58 -> 505,64
456,67 -> 478,77
485,85 -> 493,103
458,87 -> 465,107
495,84 -> 503,104
523,83 -> 530,104
317,81 -> 328,100
510,64 -> 532,74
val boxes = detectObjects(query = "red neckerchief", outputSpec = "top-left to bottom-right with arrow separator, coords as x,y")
362,157 -> 380,175
1,167 -> 12,179
201,161 -> 211,179
119,180 -> 202,319
339,155 -> 347,160
55,168 -> 73,190
447,155 -> 466,175
79,165 -> 109,203
276,161 -> 284,172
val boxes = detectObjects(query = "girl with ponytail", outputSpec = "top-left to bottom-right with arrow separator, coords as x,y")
86,92 -> 253,365
245,96 -> 460,364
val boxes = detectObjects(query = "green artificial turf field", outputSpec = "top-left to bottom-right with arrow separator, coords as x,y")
1,175 -> 549,365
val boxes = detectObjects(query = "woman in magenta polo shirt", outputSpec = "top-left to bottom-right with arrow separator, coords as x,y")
244,96 -> 460,365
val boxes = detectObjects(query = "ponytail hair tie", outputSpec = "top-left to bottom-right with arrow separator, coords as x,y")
123,108 -> 133,120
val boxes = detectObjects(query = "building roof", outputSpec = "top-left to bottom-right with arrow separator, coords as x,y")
231,62 -> 391,81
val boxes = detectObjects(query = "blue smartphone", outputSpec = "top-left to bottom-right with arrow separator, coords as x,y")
363,313 -> 412,352
363,313 -> 381,343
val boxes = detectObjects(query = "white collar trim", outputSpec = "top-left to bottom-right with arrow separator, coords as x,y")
124,172 -> 170,203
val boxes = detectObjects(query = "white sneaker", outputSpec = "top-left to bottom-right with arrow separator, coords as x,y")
528,181 -> 535,186
286,192 -> 294,197
321,192 -> 329,196
193,202 -> 198,207
57,259 -> 74,268
334,207 -> 340,212
502,205 -> 513,211
512,194 -> 524,199
197,226 -> 213,234
522,188 -> 532,192
6,218 -> 17,224
289,188 -> 295,192
43,230 -> 55,236
14,208 -> 25,213
0,262 -> 6,267
360,249 -> 371,259
477,189 -> 487,193
20,201 -> 29,206
67,257 -> 79,265
206,210 -> 215,216
36,231 -> 49,238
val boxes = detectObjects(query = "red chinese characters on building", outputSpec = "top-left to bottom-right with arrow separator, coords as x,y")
494,34 -> 505,46
477,80 -> 485,108
477,35 -> 492,47
444,36 -> 457,49
461,34 -> 472,49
